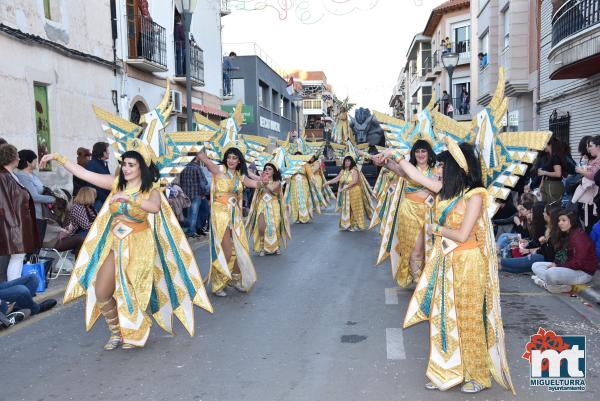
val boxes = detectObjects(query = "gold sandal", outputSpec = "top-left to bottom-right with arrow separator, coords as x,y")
98,299 -> 122,351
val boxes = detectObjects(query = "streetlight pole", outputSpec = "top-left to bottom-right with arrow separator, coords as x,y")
441,52 -> 459,117
177,0 -> 198,130
184,10 -> 193,130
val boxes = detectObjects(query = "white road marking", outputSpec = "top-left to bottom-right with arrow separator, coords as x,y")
385,287 -> 399,304
386,328 -> 406,360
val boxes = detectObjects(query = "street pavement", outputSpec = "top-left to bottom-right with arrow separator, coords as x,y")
2,210 -> 600,401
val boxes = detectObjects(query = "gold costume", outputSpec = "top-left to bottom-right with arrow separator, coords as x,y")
209,166 -> 257,293
393,167 -> 435,287
335,167 -> 375,230
370,169 -> 398,236
247,183 -> 290,254
286,164 -> 320,223
63,180 -> 212,347
312,161 -> 335,207
404,188 -> 513,392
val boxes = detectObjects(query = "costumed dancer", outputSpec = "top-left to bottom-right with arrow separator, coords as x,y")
385,140 -> 438,287
246,162 -> 290,256
286,152 -> 320,224
40,140 -> 212,350
311,155 -> 335,206
325,155 -> 375,231
198,147 -> 265,297
376,140 -> 514,393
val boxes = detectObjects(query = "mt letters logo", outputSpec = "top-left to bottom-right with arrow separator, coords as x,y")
522,327 -> 586,391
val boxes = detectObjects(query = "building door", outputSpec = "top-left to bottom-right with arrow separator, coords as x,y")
126,0 -> 140,58
33,84 -> 51,170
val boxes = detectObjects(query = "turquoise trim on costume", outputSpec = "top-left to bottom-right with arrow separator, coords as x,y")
157,210 -> 197,300
79,217 -> 113,289
210,222 -> 218,261
123,204 -> 145,223
150,286 -> 160,314
152,226 -> 180,310
265,203 -> 274,238
440,258 -> 448,353
118,241 -> 135,314
386,202 -> 400,253
439,196 -> 462,225
420,256 -> 440,317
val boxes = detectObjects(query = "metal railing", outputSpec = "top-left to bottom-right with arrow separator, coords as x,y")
454,39 -> 470,54
432,50 -> 440,69
552,0 -> 600,46
440,97 -> 471,117
128,15 -> 167,67
174,41 -> 205,84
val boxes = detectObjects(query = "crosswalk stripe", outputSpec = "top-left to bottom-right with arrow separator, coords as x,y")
386,328 -> 406,360
385,288 -> 399,304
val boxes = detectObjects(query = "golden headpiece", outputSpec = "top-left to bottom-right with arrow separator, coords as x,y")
221,139 -> 248,160
443,136 -> 469,174
124,138 -> 156,166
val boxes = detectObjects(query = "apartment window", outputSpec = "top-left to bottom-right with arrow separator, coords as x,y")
272,90 -> 280,114
502,6 -> 510,49
34,84 -> 51,170
259,82 -> 269,109
453,23 -> 470,53
43,0 -> 51,19
280,96 -> 286,117
177,117 -> 186,132
479,31 -> 489,69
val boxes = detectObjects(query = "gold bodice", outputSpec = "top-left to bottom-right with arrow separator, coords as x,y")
340,169 -> 354,186
405,166 -> 434,193
109,188 -> 150,223
214,169 -> 244,195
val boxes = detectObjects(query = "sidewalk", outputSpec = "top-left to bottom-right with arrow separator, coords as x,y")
574,271 -> 600,305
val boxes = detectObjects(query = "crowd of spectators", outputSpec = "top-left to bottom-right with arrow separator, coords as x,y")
0,139 -> 116,329
494,135 -> 600,294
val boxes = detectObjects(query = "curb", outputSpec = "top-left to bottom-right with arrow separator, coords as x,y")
574,285 -> 600,305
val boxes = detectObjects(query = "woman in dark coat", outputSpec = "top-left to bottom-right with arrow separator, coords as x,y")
0,144 -> 40,280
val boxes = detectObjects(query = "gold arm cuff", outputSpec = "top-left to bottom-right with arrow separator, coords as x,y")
53,153 -> 67,166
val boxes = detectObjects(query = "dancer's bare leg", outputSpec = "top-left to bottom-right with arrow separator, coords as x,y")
95,251 -> 122,350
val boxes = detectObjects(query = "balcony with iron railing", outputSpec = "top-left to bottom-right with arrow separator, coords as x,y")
549,0 -> 600,79
174,41 -> 205,86
440,97 -> 471,121
127,15 -> 167,72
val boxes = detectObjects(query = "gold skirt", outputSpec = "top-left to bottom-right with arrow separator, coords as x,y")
251,196 -> 282,254
394,196 -> 428,287
338,185 -> 366,230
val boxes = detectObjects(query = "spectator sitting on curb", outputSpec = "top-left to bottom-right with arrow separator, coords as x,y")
54,187 -> 98,258
531,209 -> 598,293
0,275 -> 57,318
500,202 -> 561,274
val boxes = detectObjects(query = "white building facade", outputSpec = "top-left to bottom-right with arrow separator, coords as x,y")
0,0 -> 116,187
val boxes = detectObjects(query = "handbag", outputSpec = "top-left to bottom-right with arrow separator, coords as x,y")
21,255 -> 47,293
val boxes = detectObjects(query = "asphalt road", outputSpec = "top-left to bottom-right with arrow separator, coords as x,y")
2,210 -> 600,401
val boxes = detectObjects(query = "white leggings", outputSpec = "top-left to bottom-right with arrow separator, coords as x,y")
531,261 -> 593,286
7,253 -> 26,281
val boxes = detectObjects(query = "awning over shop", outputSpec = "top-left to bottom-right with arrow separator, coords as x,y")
183,102 -> 228,118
